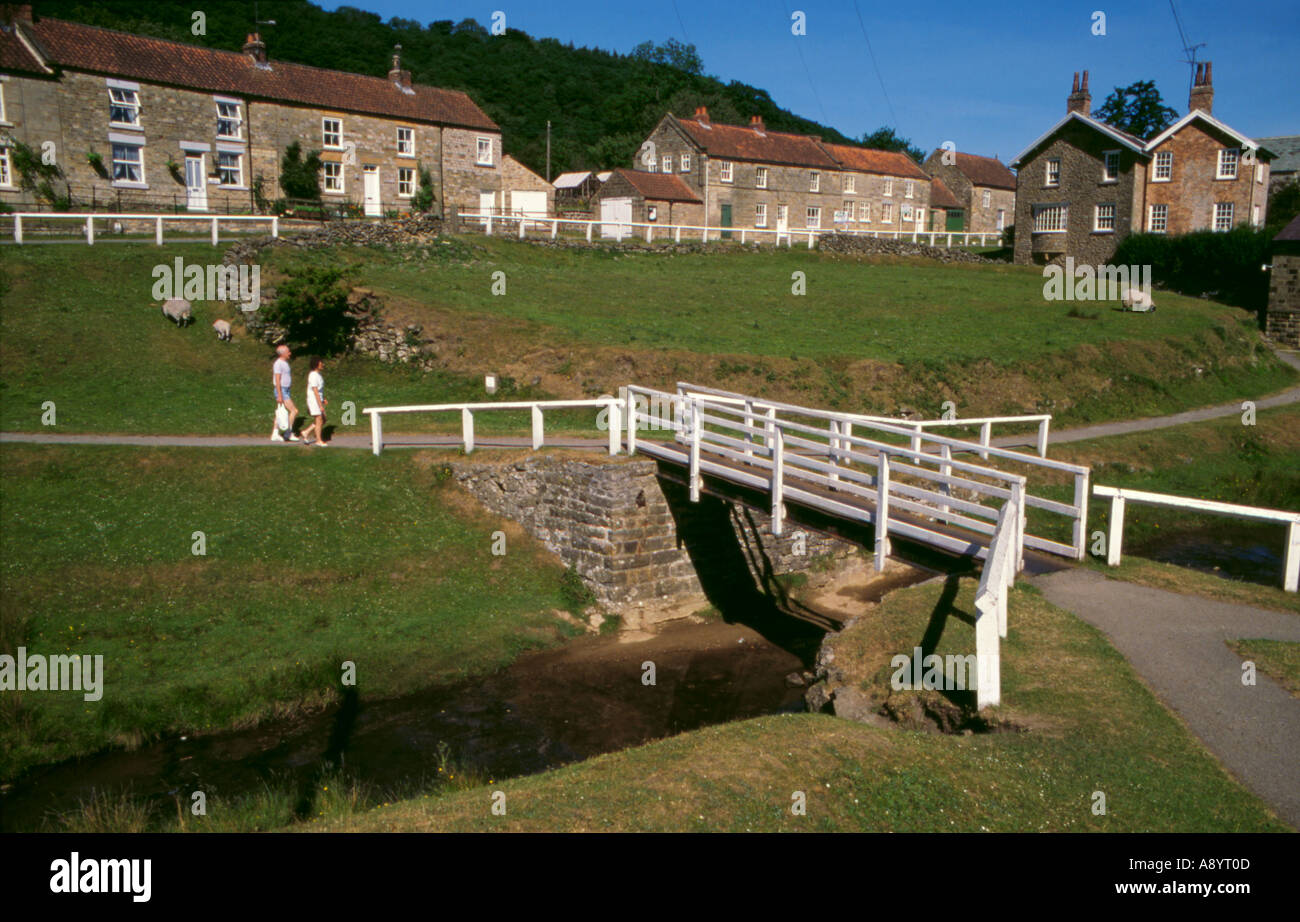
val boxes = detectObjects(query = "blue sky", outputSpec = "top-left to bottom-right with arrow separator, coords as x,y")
321,0 -> 1300,158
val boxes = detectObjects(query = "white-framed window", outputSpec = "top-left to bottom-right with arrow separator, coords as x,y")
719,161 -> 733,183
1033,203 -> 1068,232
756,166 -> 768,189
396,127 -> 414,157
1102,150 -> 1120,182
981,189 -> 991,209
0,146 -> 11,187
883,178 -> 893,197
755,203 -> 768,227
809,171 -> 820,192
1046,159 -> 1060,187
321,118 -> 343,149
806,206 -> 821,228
1255,163 -> 1264,184
1148,203 -> 1168,233
905,179 -> 914,199
859,201 -> 871,222
1217,148 -> 1238,179
476,137 -> 493,166
842,201 -> 853,222
882,202 -> 893,223
1153,150 -> 1172,181
844,174 -> 856,194
216,151 -> 242,187
111,142 -> 144,184
680,153 -> 691,172
215,99 -> 242,139
777,203 -> 788,227
1094,203 -> 1116,232
661,155 -> 672,173
397,167 -> 415,197
108,87 -> 141,127
646,157 -> 657,173
322,161 -> 344,194
1213,201 -> 1234,231
647,204 -> 658,221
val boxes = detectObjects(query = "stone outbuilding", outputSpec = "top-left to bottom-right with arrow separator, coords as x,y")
921,149 -> 1015,234
592,167 -> 703,234
1266,215 -> 1300,347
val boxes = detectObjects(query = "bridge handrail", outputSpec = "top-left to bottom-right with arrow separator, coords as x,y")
1094,484 -> 1300,592
362,398 -> 620,457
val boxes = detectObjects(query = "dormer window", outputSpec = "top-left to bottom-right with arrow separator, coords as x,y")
108,87 -> 141,127
1216,148 -> 1239,180
322,118 -> 343,149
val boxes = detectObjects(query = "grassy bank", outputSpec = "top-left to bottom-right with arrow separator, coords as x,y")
1227,640 -> 1300,697
1,238 -> 1293,435
0,444 -> 584,780
299,577 -> 1286,832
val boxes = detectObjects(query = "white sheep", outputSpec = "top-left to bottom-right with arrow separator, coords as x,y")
212,319 -> 232,341
162,298 -> 193,326
1121,287 -> 1155,312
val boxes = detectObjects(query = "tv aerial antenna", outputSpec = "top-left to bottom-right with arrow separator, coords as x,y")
1168,0 -> 1205,93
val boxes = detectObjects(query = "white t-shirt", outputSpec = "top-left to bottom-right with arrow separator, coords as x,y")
307,370 -> 324,413
273,358 -> 291,390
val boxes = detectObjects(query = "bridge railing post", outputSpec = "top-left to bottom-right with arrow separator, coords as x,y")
764,406 -> 777,457
1073,469 -> 1090,560
1036,417 -> 1051,458
828,419 -> 840,484
875,451 -> 891,572
743,400 -> 755,460
369,411 -> 383,456
771,426 -> 785,535
1105,493 -> 1125,566
689,398 -> 701,503
979,421 -> 992,459
531,405 -> 544,450
625,388 -> 637,456
462,408 -> 475,454
607,399 -> 621,456
938,442 -> 952,517
975,591 -> 1001,709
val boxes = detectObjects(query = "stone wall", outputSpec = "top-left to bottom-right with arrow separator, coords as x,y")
453,456 -> 855,606
817,233 -> 998,263
1266,250 -> 1300,347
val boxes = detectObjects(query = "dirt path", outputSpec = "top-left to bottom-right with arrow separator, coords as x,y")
1032,567 -> 1300,829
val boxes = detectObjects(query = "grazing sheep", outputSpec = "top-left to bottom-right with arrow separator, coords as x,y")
162,298 -> 193,326
1121,287 -> 1155,312
212,319 -> 232,341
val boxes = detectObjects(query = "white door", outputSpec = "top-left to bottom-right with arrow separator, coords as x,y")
600,197 -> 633,240
479,191 -> 496,226
363,166 -> 381,217
511,190 -> 548,228
776,204 -> 789,234
185,155 -> 208,212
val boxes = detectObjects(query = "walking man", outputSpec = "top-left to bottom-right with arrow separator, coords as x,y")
271,344 -> 301,442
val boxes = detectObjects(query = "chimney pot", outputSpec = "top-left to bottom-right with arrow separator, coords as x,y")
1189,60 -> 1215,113
242,32 -> 268,66
1067,68 -> 1092,116
694,106 -> 710,124
750,114 -> 764,131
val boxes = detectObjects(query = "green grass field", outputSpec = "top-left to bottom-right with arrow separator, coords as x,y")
0,444 -> 583,780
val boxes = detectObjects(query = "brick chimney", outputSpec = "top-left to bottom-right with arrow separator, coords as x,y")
749,114 -> 765,132
2,4 -> 34,24
1189,61 -> 1214,114
1067,70 -> 1091,116
694,106 -> 710,125
243,33 -> 268,66
388,44 -> 413,90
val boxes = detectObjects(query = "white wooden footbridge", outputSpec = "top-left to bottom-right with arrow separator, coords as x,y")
364,384 -> 1095,708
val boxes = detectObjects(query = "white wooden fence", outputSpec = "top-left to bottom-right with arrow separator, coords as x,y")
461,211 -> 1003,249
10,212 -> 279,246
362,398 -> 620,456
1094,485 -> 1300,592
669,382 -> 1089,559
973,495 -> 1020,707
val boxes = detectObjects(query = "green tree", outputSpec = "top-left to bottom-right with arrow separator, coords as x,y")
264,266 -> 357,356
1265,181 -> 1300,238
1095,80 -> 1179,139
278,141 -> 322,201
411,162 -> 436,213
860,127 -> 924,163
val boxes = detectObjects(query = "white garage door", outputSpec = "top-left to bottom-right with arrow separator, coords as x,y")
600,197 -> 633,240
510,190 -> 549,227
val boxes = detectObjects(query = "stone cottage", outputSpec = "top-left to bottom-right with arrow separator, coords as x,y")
0,5 -> 509,216
921,149 -> 1016,234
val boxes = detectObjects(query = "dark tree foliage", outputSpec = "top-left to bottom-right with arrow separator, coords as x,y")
411,161 -> 435,213
1265,181 -> 1300,238
264,265 -> 357,355
1095,80 -> 1179,140
278,141 -> 322,201
859,126 -> 924,164
1114,226 -> 1271,312
38,0 -> 856,175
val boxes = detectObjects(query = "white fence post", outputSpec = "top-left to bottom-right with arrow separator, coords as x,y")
910,424 -> 922,455
586,221 -> 592,242
842,422 -> 853,467
939,442 -> 952,517
979,421 -> 992,459
975,592 -> 1001,709
743,399 -> 755,460
1073,470 -> 1090,560
155,216 -> 163,246
86,216 -> 94,245
369,412 -> 383,456
211,217 -> 219,246
674,226 -> 681,243
1106,494 -> 1125,566
607,400 -> 621,456
272,216 -> 279,239
689,398 -> 701,503
875,451 -> 891,572
625,389 -> 637,456
551,219 -> 558,240
1036,418 -> 1050,457
531,405 -> 544,450
828,419 -> 841,484
764,406 -> 777,455
13,214 -> 22,244
462,408 -> 475,454
771,425 -> 785,536
518,218 -> 526,239
1286,521 -> 1299,593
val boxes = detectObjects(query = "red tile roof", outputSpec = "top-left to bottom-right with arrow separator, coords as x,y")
0,22 -> 47,73
612,168 -> 702,203
950,152 -> 1016,190
12,17 -> 497,131
674,115 -> 842,169
822,142 -> 928,180
928,177 -> 961,209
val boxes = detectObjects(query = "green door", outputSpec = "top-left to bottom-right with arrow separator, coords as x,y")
945,209 -> 965,232
720,203 -> 732,240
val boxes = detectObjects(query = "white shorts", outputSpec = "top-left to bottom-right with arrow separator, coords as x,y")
307,395 -> 323,416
